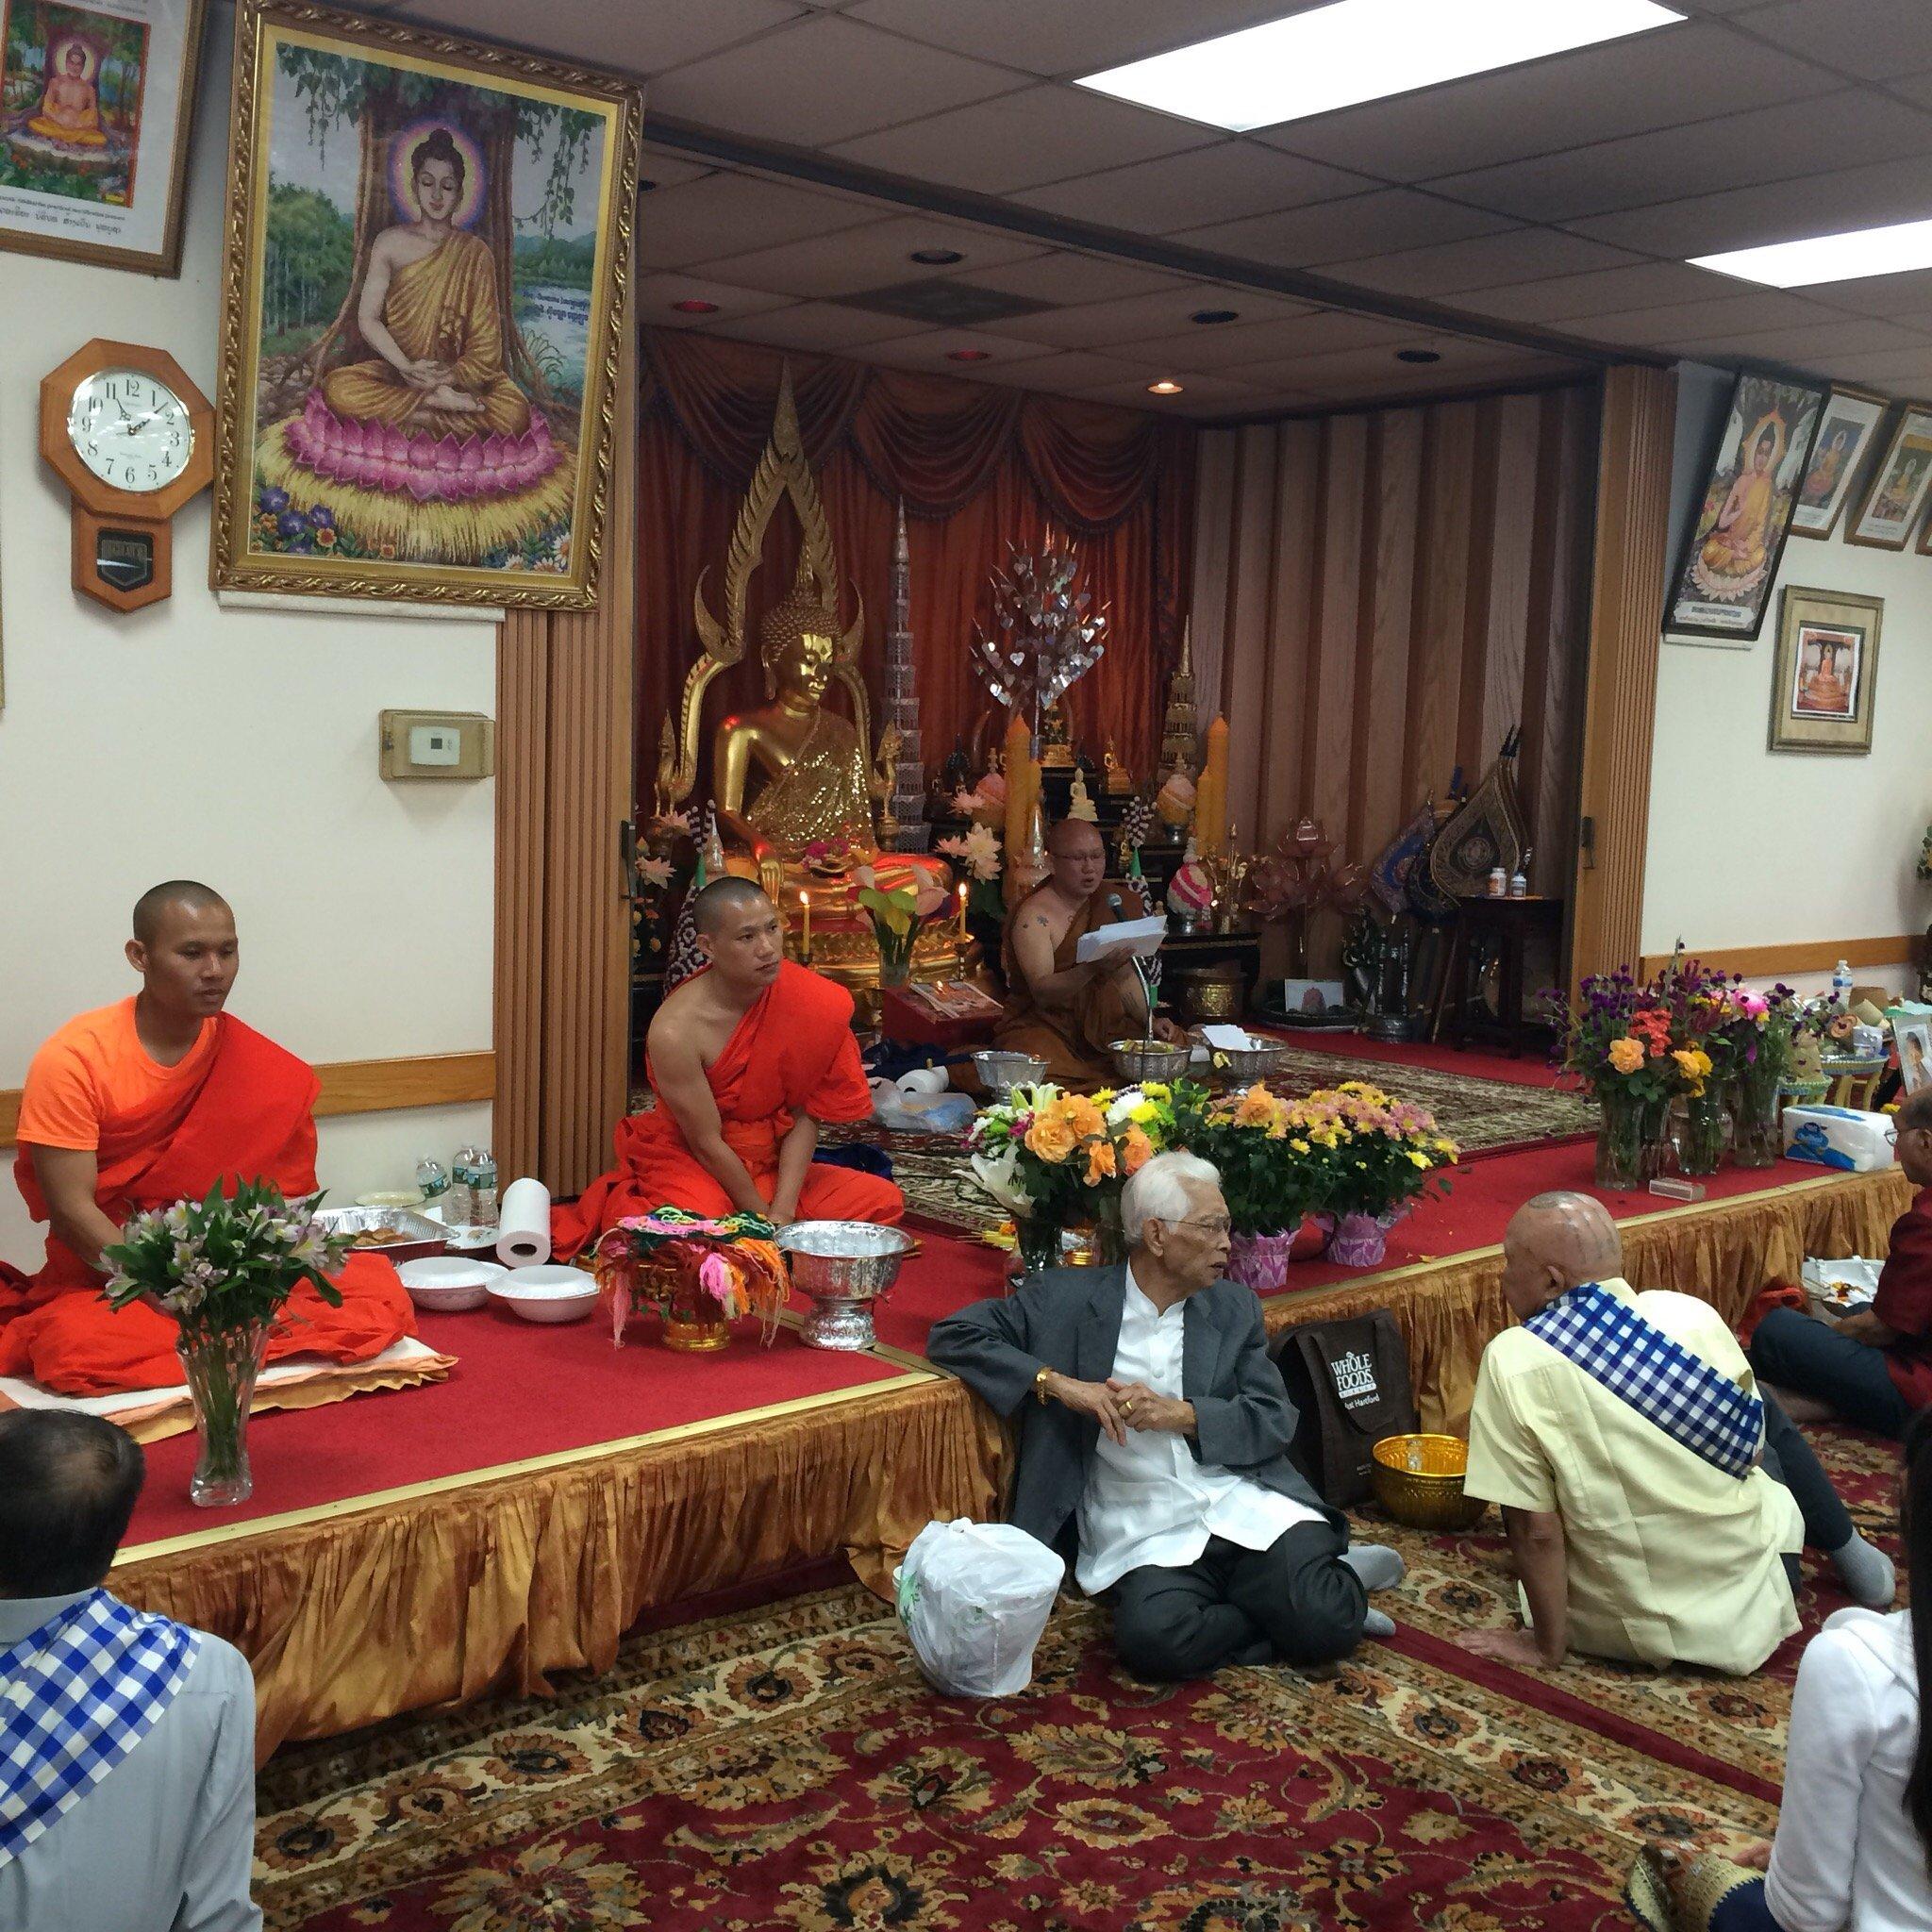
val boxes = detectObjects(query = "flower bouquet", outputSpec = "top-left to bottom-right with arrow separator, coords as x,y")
594,1208 -> 790,1352
1196,1083 -> 1324,1290
101,1179 -> 347,1507
1285,1081 -> 1457,1267
854,865 -> 952,986
935,823 -> 1005,932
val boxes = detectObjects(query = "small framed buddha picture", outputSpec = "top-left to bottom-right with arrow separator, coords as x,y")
210,0 -> 641,609
1768,586 -> 1882,756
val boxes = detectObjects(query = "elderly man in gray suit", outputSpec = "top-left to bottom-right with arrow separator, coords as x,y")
928,1150 -> 1404,1680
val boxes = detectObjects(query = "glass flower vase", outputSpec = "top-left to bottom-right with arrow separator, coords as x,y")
1731,1068 -> 1783,1169
1091,1189 -> 1128,1268
1594,1091 -> 1671,1191
1014,1211 -> 1064,1277
175,1313 -> 273,1507
1680,1087 -> 1730,1178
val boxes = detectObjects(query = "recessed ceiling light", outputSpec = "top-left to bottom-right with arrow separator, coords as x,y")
947,348 -> 991,362
1147,379 -> 1185,395
909,247 -> 964,265
1691,217 -> 1932,289
1076,0 -> 1683,132
1395,348 -> 1441,364
672,299 -> 719,314
1191,308 -> 1240,325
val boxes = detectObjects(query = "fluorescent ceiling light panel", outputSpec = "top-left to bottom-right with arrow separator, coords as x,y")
1692,219 -> 1932,289
1075,0 -> 1684,132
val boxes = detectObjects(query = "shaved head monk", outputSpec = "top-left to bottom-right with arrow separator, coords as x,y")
993,816 -> 1183,1087
551,878 -> 902,1257
0,882 -> 414,1395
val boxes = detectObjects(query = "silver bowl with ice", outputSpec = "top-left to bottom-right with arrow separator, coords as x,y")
777,1220 -> 915,1351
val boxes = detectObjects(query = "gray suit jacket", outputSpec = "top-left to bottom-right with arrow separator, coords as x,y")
926,1264 -> 1340,1569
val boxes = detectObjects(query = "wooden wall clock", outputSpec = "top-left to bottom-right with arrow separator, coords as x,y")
40,340 -> 213,613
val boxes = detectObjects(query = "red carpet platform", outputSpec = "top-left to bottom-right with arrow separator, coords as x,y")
113,1150 -> 1912,1754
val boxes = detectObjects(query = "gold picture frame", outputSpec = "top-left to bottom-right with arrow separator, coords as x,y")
1848,402 -> 1932,552
1768,586 -> 1881,757
210,0 -> 641,609
1789,386 -> 1887,540
0,0 -> 207,275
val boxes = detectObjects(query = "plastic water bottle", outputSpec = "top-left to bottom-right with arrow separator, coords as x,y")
447,1146 -> 478,1228
414,1157 -> 449,1207
1831,959 -> 1854,1008
473,1148 -> 499,1230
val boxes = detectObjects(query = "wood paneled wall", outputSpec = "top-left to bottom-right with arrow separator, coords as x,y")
1191,384 -> 1598,914
493,334 -> 637,1195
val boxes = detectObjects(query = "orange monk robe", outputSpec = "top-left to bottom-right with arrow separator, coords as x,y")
0,1003 -> 414,1397
552,961 -> 903,1258
994,880 -> 1153,1088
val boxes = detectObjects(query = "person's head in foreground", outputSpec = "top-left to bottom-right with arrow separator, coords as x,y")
1045,815 -> 1108,904
1123,1151 -> 1230,1295
1896,1086 -> 1932,1191
0,1410 -> 144,1600
692,878 -> 783,991
1499,1191 -> 1622,1322
127,879 -> 238,1022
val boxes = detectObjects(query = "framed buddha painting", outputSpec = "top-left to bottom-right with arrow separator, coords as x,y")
1789,387 -> 1887,540
1768,586 -> 1881,756
210,0 -> 641,609
1664,372 -> 1824,643
0,0 -> 207,274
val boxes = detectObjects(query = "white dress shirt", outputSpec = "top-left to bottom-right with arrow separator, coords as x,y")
0,1591 -> 260,1932
1075,1268 -> 1321,1593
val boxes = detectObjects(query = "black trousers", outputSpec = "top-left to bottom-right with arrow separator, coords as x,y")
1108,1521 -> 1367,1682
1758,1388 -> 1855,1556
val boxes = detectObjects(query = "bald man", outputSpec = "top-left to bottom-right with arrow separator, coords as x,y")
1457,1192 -> 1889,1676
994,817 -> 1183,1087
1,882 -> 415,1394
552,879 -> 903,1256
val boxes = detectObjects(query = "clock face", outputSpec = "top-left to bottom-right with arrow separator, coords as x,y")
66,368 -> 194,494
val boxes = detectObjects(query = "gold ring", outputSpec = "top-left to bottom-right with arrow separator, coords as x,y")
1121,1400 -> 1134,1414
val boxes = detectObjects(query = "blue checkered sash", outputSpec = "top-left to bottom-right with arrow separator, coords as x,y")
0,1589 -> 199,1865
1524,1282 -> 1763,1480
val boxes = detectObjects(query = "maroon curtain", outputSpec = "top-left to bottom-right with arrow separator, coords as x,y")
635,329 -> 1194,811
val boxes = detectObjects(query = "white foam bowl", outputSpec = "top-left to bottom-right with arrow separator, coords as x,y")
397,1256 -> 505,1313
488,1263 -> 598,1324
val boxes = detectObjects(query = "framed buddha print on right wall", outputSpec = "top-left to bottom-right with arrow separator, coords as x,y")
1849,403 -> 1932,551
1768,586 -> 1882,757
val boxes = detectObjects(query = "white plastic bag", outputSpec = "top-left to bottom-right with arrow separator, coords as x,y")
895,1518 -> 1065,1696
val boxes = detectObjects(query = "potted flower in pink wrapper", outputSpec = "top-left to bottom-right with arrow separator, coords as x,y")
1294,1081 -> 1458,1269
1197,1083 -> 1324,1291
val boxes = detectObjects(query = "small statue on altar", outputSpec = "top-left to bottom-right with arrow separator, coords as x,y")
1068,766 -> 1098,823
1038,696 -> 1074,768
1102,737 -> 1135,796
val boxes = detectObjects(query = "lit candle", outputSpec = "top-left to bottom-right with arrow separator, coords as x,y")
798,889 -> 811,959
956,879 -> 969,943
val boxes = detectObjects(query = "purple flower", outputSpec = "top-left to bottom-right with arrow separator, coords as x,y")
308,505 -> 334,530
258,487 -> 290,515
277,511 -> 308,541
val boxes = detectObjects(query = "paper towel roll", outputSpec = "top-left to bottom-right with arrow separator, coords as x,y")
897,1066 -> 947,1094
497,1177 -> 552,1268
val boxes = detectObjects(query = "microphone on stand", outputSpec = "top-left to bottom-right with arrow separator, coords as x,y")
1106,892 -> 1124,920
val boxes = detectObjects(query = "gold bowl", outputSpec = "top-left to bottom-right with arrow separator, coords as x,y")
1108,1038 -> 1191,1084
1371,1433 -> 1488,1532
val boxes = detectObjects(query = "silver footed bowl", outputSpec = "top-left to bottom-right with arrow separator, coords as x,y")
1108,1037 -> 1191,1084
971,1048 -> 1049,1098
1208,1041 -> 1292,1085
777,1220 -> 915,1352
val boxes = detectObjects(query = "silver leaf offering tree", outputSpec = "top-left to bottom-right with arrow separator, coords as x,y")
969,530 -> 1108,739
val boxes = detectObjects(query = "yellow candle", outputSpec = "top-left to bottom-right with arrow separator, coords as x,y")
1197,714 -> 1230,858
798,889 -> 811,959
1003,711 -> 1033,859
956,879 -> 969,942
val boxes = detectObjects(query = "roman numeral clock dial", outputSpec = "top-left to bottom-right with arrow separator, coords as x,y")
40,338 -> 213,612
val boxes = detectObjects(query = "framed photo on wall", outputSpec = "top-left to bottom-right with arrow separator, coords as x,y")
1665,372 -> 1824,642
0,0 -> 208,275
1790,388 -> 1888,539
1848,404 -> 1932,550
1768,586 -> 1882,756
211,0 -> 641,610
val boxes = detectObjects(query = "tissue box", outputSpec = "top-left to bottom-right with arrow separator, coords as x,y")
1782,1104 -> 1897,1173
1280,978 -> 1346,1014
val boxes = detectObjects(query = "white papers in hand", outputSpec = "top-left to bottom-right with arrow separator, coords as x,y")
1073,914 -> 1165,964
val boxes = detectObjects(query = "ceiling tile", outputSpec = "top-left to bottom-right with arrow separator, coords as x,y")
1826,268 -> 1932,317
968,283 -> 1311,348
1012,140 -> 1376,235
1233,336 -> 1549,389
1074,372 -> 1262,411
682,214 -> 1046,298
638,150 -> 722,193
983,349 -> 1174,391
632,273 -> 803,326
1566,158 -> 1932,256
1581,290 -> 1845,347
1430,91 -> 1932,225
1894,74 -> 1932,110
640,174 -> 878,269
388,0 -> 806,73
1664,317 -> 1930,364
704,304 -> 929,351
946,254 -> 1191,305
1740,0 -> 1932,81
647,12 -> 1023,147
825,82 -> 1214,193
849,327 -> 1058,369
1254,24 -> 1824,183
1322,229 -> 1642,299
1179,191 -> 1511,270
1794,345 -> 1932,389
842,0 -> 1307,80
1443,260 -> 1753,324
1105,309 -> 1418,371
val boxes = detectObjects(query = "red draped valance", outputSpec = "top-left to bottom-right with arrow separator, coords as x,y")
635,328 -> 1194,808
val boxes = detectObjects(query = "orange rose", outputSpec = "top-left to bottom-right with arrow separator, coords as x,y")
1063,1095 -> 1107,1141
1024,1112 -> 1078,1163
1121,1125 -> 1155,1174
1085,1141 -> 1117,1186
1607,1037 -> 1645,1075
1234,1083 -> 1278,1129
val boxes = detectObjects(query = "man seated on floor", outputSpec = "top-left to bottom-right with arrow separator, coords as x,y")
928,1151 -> 1405,1681
992,815 -> 1186,1088
1459,1191 -> 1893,1677
1,881 -> 413,1396
0,1411 -> 259,1932
1748,1085 -> 1932,1441
553,878 -> 903,1256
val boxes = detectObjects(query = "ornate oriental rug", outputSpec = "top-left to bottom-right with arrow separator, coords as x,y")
252,1425 -> 1895,1932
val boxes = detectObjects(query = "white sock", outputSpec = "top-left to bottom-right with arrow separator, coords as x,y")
1829,1533 -> 1897,1608
1342,1543 -> 1407,1593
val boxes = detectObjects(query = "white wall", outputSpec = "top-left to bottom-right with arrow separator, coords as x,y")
0,11 -> 493,1269
1642,361 -> 1931,995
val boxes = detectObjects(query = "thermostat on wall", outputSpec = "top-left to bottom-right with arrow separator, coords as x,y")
379,709 -> 495,780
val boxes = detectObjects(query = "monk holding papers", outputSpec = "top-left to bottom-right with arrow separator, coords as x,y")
994,817 -> 1183,1087
553,879 -> 903,1256
1,882 -> 414,1396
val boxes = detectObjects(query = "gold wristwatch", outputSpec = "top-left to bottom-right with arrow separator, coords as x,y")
1034,1365 -> 1054,1405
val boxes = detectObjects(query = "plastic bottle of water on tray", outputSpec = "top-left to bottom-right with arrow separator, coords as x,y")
473,1148 -> 499,1230
415,1157 -> 449,1210
447,1146 -> 478,1229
